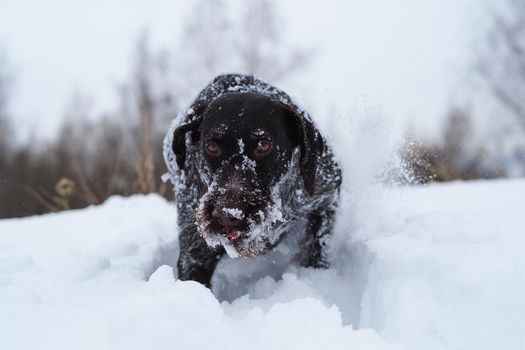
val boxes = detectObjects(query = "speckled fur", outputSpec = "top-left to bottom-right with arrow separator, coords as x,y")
163,74 -> 342,287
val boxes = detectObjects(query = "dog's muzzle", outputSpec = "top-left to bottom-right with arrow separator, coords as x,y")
195,161 -> 284,257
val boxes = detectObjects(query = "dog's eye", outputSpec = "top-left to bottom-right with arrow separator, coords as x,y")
205,141 -> 221,156
254,140 -> 272,156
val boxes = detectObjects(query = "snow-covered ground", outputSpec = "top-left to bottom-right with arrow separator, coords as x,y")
1,179 -> 524,350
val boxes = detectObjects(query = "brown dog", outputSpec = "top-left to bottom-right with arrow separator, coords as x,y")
164,74 -> 342,287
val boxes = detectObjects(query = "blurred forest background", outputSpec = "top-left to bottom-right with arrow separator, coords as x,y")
0,0 -> 524,218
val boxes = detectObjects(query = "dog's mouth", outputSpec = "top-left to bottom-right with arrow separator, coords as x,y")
207,217 -> 250,241
223,230 -> 242,240
196,196 -> 285,258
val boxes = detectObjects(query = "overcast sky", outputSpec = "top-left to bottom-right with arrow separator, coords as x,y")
0,0 -> 485,141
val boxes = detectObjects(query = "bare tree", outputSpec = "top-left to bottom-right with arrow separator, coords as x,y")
0,52 -> 13,217
0,51 -> 11,156
178,0 -> 313,90
401,107 -> 504,183
470,0 -> 525,176
175,0 -> 232,94
117,33 -> 179,195
133,35 -> 157,193
475,0 -> 525,128
236,0 -> 313,82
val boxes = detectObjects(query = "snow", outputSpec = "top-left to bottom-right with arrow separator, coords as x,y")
1,179 -> 524,349
222,207 -> 244,219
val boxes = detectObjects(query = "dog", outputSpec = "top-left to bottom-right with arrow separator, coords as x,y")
164,74 -> 342,287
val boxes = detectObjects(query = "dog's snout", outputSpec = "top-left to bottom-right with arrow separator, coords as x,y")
212,205 -> 244,229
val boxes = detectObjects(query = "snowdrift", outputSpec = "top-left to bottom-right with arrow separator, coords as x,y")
1,179 -> 524,350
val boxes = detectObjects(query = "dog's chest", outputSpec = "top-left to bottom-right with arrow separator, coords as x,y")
210,221 -> 306,302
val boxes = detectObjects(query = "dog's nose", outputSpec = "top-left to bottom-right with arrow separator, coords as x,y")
212,206 -> 244,228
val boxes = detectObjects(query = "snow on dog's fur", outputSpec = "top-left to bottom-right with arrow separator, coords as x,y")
164,74 -> 342,287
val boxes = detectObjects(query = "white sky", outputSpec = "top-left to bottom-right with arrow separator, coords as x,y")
0,0 -> 485,141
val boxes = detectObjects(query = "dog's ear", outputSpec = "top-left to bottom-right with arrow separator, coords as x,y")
172,102 -> 206,169
280,103 -> 324,196
172,123 -> 192,169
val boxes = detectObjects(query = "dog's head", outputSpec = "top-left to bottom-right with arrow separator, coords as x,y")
172,91 -> 323,257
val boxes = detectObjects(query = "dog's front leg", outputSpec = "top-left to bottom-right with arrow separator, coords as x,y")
299,208 -> 336,269
177,223 -> 224,287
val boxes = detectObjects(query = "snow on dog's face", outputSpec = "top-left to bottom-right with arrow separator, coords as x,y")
193,93 -> 297,257
171,91 -> 323,258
